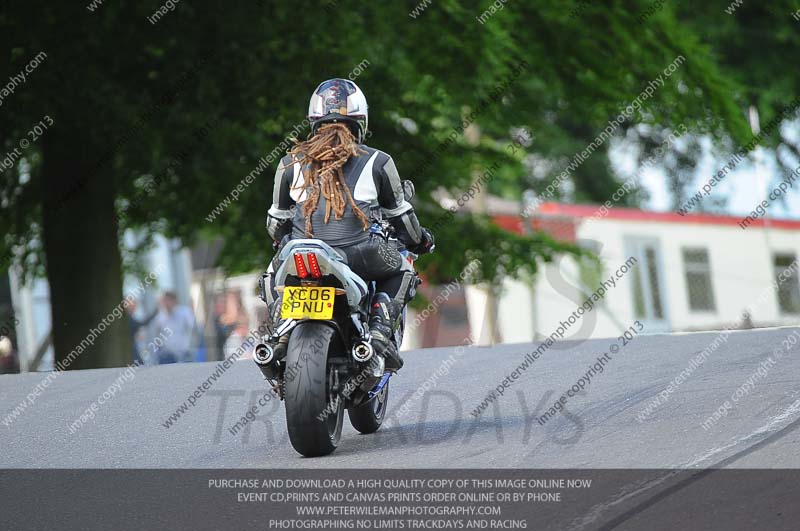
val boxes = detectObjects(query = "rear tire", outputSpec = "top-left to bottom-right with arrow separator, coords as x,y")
348,380 -> 389,434
284,322 -> 344,457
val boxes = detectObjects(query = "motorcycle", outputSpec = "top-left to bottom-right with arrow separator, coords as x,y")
254,181 -> 427,457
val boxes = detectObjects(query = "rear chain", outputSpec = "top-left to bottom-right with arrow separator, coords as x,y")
276,378 -> 285,401
265,375 -> 285,400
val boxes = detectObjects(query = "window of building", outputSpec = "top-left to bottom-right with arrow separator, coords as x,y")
682,248 -> 716,312
774,254 -> 800,314
625,237 -> 667,326
645,248 -> 665,319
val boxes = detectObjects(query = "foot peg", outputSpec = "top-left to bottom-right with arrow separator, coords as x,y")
352,341 -> 374,362
254,343 -> 274,366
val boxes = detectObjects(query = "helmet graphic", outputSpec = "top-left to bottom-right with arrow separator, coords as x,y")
307,78 -> 368,142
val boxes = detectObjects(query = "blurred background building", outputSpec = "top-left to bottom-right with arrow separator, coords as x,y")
3,197 -> 799,372
479,202 -> 800,344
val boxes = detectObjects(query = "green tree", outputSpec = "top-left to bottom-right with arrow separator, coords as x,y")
631,0 -> 800,209
0,1 -> 755,367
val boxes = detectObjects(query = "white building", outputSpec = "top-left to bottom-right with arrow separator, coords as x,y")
466,202 -> 800,343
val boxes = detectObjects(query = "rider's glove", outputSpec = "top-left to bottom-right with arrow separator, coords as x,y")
411,227 -> 435,254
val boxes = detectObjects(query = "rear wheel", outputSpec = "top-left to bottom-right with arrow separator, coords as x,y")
283,322 -> 344,457
348,380 -> 389,434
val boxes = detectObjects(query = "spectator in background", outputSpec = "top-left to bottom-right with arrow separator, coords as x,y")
152,291 -> 196,364
126,299 -> 157,364
219,290 -> 251,358
212,294 -> 234,360
0,335 -> 20,374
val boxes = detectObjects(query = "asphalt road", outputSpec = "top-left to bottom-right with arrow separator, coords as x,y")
2,326 -> 800,470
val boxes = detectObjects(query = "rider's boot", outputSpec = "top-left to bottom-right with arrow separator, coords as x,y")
368,292 -> 404,371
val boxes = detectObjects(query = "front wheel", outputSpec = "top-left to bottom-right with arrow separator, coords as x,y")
283,322 -> 344,457
348,380 -> 389,434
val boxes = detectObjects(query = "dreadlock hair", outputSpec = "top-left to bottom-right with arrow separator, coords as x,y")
285,122 -> 370,237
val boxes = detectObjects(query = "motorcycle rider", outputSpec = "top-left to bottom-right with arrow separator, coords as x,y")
264,78 -> 434,370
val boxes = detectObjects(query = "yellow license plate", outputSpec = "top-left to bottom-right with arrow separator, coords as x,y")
281,287 -> 336,320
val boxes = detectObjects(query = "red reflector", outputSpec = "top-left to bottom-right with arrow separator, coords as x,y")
307,252 -> 322,278
293,253 -> 308,279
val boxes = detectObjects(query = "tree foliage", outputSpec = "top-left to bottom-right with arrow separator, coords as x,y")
0,1 -> 783,363
632,0 -> 800,209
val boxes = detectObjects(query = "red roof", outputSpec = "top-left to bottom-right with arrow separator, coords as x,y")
491,203 -> 800,236
522,202 -> 800,231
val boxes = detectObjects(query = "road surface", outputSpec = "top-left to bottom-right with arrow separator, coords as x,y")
2,326 -> 799,469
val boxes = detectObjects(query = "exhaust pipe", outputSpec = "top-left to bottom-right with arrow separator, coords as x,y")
352,341 -> 374,363
254,343 -> 274,366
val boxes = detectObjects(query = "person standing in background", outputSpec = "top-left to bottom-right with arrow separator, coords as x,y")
126,299 -> 157,364
218,290 -> 251,358
212,294 -> 234,360
152,291 -> 196,364
0,335 -> 19,374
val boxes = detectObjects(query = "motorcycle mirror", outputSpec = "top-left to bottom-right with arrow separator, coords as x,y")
402,180 -> 415,200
